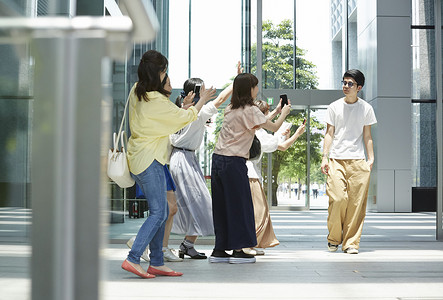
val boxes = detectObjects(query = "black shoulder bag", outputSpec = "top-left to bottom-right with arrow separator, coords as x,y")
249,135 -> 261,160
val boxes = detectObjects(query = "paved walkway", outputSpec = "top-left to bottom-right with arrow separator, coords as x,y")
1,211 -> 443,299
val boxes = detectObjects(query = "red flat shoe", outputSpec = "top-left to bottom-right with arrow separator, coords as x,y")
121,260 -> 155,279
148,266 -> 183,277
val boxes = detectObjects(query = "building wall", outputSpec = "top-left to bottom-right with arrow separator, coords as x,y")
358,0 -> 412,212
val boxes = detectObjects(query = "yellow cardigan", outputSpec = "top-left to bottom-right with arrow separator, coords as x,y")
127,84 -> 198,175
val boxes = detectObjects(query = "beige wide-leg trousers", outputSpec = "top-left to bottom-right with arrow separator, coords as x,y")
249,178 -> 279,248
326,159 -> 371,250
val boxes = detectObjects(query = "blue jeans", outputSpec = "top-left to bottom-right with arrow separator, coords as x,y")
127,160 -> 168,266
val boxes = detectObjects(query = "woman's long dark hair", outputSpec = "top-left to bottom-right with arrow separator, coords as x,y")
230,73 -> 258,109
175,78 -> 204,107
135,50 -> 171,102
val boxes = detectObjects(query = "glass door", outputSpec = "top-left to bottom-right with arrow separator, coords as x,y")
267,108 -> 308,209
308,107 -> 328,209
268,106 -> 329,210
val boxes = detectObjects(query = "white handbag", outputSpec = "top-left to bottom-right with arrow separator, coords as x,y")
107,96 -> 135,188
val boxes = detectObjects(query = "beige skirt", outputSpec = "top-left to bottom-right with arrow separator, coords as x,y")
249,178 -> 279,248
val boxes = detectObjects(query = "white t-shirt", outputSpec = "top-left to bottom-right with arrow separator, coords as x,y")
246,128 -> 279,180
170,102 -> 218,150
326,97 -> 377,159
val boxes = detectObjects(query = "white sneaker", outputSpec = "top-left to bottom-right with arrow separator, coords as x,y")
163,247 -> 183,262
140,250 -> 150,261
344,247 -> 359,254
126,236 -> 136,248
126,236 -> 150,262
254,248 -> 265,256
242,248 -> 257,256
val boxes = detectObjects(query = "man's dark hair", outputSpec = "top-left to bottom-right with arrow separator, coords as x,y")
343,69 -> 365,87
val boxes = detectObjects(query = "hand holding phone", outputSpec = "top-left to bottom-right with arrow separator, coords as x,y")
194,84 -> 201,97
280,94 -> 288,109
296,119 -> 307,136
192,84 -> 202,104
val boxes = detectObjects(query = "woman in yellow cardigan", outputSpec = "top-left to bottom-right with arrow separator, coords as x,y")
121,50 -> 215,279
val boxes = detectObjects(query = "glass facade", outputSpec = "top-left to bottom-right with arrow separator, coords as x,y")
411,0 -> 437,188
0,0 -> 442,250
0,5 -> 34,244
439,0 -> 443,239
330,0 -> 358,89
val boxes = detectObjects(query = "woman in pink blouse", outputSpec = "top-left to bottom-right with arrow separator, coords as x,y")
209,73 -> 291,264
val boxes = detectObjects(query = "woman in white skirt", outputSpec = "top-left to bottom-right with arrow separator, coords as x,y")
170,63 -> 241,259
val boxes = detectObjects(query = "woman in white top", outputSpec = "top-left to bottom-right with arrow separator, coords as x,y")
244,100 -> 306,256
169,64 -> 240,259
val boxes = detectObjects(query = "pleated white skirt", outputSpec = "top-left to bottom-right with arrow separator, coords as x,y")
169,148 -> 214,236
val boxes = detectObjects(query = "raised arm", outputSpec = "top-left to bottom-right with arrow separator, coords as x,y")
213,61 -> 242,108
321,123 -> 335,175
363,125 -> 374,170
193,85 -> 217,111
267,99 -> 282,120
212,85 -> 232,109
261,103 -> 291,132
277,122 -> 306,151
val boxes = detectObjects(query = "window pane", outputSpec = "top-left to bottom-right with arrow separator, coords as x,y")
0,98 -> 32,241
259,0 -> 295,89
295,0 -> 326,89
169,0 -> 242,89
412,0 -> 434,26
347,1 -> 358,71
412,103 -> 437,187
348,0 -> 356,17
168,0 -> 190,89
412,29 -> 436,100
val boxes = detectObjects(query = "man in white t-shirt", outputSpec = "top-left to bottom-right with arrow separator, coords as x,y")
321,69 -> 377,255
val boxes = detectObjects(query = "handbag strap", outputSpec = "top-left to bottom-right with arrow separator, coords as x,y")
113,94 -> 131,151
120,131 -> 128,155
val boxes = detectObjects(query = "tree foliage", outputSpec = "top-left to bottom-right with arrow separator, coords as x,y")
252,19 -> 318,89
252,19 -> 322,205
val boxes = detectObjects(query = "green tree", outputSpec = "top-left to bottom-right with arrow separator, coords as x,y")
252,19 -> 322,205
251,19 -> 318,89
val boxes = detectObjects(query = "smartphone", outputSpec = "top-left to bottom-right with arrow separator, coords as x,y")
303,118 -> 307,125
193,84 -> 201,98
280,94 -> 288,108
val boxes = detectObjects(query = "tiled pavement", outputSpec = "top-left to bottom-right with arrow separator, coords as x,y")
1,210 -> 443,299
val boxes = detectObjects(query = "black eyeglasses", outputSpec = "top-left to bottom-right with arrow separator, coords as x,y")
341,80 -> 356,87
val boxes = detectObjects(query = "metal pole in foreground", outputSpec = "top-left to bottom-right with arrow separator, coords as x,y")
0,1 -> 159,298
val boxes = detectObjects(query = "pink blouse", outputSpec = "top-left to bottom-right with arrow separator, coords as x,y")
214,104 -> 267,159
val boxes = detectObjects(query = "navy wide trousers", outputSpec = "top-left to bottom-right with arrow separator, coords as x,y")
211,154 -> 257,250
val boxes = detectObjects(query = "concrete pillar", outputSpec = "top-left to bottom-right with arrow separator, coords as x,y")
358,0 -> 412,212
